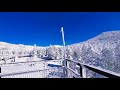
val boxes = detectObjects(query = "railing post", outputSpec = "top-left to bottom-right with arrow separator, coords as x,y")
43,62 -> 46,78
62,59 -> 68,78
62,60 -> 66,78
81,65 -> 87,78
79,64 -> 87,78
79,64 -> 82,78
65,59 -> 68,78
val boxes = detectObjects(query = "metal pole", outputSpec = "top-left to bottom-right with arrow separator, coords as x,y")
61,27 -> 66,60
61,27 -> 67,78
61,27 -> 65,47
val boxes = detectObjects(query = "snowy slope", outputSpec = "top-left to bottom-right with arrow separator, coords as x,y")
68,30 -> 120,74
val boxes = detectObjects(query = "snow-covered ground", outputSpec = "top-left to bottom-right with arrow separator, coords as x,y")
0,57 -> 63,78
1,62 -> 44,74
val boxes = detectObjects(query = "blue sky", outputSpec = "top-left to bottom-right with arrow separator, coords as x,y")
0,12 -> 120,46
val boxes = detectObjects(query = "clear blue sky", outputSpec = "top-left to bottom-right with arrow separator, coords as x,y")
0,12 -> 120,46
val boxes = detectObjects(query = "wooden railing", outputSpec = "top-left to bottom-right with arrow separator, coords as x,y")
64,59 -> 120,78
0,59 -> 63,78
1,57 -> 120,78
0,69 -> 55,78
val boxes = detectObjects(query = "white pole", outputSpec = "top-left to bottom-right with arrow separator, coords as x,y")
61,27 -> 66,59
61,27 -> 65,47
60,27 -> 67,78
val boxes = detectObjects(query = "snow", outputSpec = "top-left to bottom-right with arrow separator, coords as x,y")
0,56 -> 63,78
1,30 -> 120,78
1,62 -> 44,74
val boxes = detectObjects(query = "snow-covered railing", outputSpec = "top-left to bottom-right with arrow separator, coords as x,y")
4,59 -> 63,65
0,69 -> 56,78
0,55 -> 32,61
65,59 -> 120,78
66,67 -> 81,78
0,59 -> 64,78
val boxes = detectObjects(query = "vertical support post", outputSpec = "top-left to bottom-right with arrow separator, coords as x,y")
43,62 -> 46,78
81,65 -> 87,78
45,61 -> 47,78
62,60 -> 66,78
65,60 -> 68,78
79,64 -> 87,78
79,64 -> 82,78
61,27 -> 67,78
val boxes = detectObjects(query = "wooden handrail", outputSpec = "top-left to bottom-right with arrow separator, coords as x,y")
65,59 -> 120,78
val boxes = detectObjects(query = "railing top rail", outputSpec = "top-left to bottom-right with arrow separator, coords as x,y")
1,59 -> 63,65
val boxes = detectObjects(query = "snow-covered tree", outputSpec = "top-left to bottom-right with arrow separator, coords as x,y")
114,43 -> 120,73
100,48 -> 114,71
66,46 -> 73,60
47,45 -> 63,60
